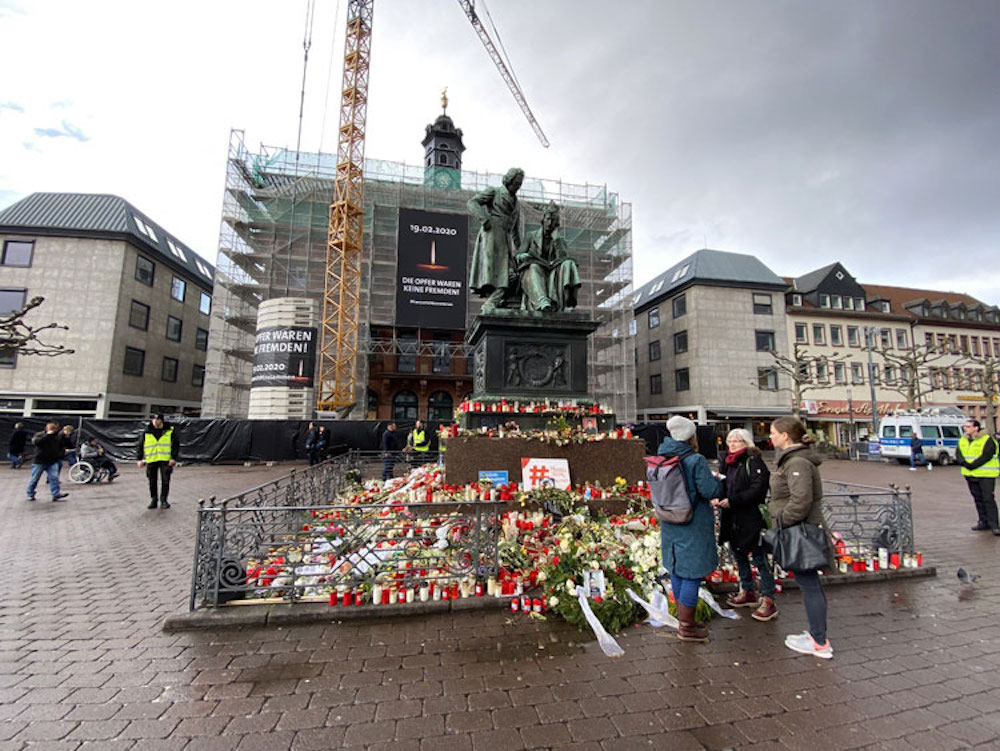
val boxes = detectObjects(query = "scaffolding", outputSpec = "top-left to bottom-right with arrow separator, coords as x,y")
202,129 -> 636,420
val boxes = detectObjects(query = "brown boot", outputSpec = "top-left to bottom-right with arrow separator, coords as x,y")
726,588 -> 758,608
676,603 -> 709,642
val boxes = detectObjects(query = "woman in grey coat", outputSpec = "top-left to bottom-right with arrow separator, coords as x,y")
768,416 -> 833,659
657,416 -> 723,642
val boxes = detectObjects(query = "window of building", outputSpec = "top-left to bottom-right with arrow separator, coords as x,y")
948,334 -> 958,353
755,330 -> 775,352
794,323 -> 808,344
195,260 -> 212,279
427,391 -> 453,421
791,293 -> 802,307
199,291 -> 211,315
994,338 -> 1000,357
670,264 -> 690,283
135,256 -> 155,286
831,295 -> 842,309
166,315 -> 183,342
673,330 -> 688,354
851,362 -> 864,384
925,332 -> 935,350
830,325 -> 843,346
870,364 -> 880,385
129,300 -> 150,330
812,324 -> 826,345
133,215 -> 159,241
834,362 -> 846,383
0,289 -> 26,368
1,240 -> 33,266
648,307 -> 660,328
628,319 -> 637,336
818,294 -> 830,308
397,334 -> 417,373
648,340 -> 661,362
161,357 -> 178,382
192,364 -> 205,387
844,296 -> 854,310
847,326 -> 860,347
650,374 -> 662,395
960,335 -> 969,354
393,390 -> 418,420
753,293 -> 772,314
124,346 -> 145,376
757,368 -> 778,391
797,361 -> 810,382
195,327 -> 208,351
166,239 -> 187,262
855,298 -> 866,310
672,294 -> 687,318
972,337 -> 981,356
674,369 -> 690,392
816,360 -> 829,382
880,329 -> 892,349
170,276 -> 187,302
884,365 -> 895,384
896,329 -> 908,349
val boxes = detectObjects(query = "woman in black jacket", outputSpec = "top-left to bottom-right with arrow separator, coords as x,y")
715,429 -> 777,621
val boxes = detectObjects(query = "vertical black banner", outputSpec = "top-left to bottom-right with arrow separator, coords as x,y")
395,208 -> 468,329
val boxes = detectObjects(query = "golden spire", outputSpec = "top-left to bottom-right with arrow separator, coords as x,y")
441,87 -> 448,113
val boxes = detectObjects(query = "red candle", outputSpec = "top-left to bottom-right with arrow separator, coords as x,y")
451,582 -> 460,599
329,591 -> 338,606
343,590 -> 353,606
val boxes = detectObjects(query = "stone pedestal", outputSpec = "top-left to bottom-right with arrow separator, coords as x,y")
467,311 -> 599,401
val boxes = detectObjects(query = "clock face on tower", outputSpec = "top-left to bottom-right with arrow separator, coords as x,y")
433,168 -> 457,189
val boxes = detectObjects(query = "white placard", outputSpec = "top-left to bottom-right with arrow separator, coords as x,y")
521,457 -> 571,491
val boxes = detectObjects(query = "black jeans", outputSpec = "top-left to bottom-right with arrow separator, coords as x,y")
146,462 -> 173,503
792,568 -> 827,644
966,476 -> 998,528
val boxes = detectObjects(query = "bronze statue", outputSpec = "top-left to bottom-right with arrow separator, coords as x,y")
468,167 -> 524,311
515,201 -> 580,312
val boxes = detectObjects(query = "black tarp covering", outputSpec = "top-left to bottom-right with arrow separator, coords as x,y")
0,416 -> 719,465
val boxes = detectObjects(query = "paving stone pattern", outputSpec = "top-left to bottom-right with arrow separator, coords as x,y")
1,458 -> 999,750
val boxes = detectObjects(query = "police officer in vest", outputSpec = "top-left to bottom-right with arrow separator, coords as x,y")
407,420 -> 431,464
137,414 -> 179,510
957,419 -> 1000,535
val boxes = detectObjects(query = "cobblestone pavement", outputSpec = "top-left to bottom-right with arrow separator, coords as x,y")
1,457 -> 999,751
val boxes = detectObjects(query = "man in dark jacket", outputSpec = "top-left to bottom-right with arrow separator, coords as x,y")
26,421 -> 69,502
909,434 -> 932,471
137,414 -> 179,509
380,422 -> 398,481
8,422 -> 29,469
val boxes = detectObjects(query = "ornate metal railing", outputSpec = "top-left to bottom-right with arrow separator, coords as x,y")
189,452 -> 501,610
821,480 -> 914,555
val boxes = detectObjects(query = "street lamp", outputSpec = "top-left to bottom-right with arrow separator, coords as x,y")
864,326 -> 881,436
846,386 -> 855,444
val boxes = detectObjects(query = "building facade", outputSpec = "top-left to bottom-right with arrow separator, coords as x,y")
631,252 -> 1000,442
203,110 -> 636,421
632,249 -> 792,439
0,193 -> 214,419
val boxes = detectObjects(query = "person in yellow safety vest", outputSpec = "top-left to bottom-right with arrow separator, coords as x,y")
956,418 -> 1000,535
406,420 -> 431,466
137,414 -> 179,510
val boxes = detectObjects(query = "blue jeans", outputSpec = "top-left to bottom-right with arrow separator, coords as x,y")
669,573 -> 702,608
733,544 -> 776,597
27,462 -> 61,498
8,451 -> 23,469
910,450 -> 927,468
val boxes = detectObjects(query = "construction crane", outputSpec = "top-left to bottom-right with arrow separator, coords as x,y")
316,0 -> 548,413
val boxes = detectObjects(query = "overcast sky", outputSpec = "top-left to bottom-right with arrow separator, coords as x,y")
2,0 -> 998,304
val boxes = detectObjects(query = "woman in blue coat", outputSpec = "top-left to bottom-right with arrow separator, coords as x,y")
658,416 -> 723,642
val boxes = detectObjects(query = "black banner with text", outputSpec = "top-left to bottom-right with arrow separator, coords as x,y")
251,326 -> 317,389
395,208 -> 468,329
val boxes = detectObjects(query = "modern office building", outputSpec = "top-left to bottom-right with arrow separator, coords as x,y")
0,193 -> 214,418
203,105 -> 636,421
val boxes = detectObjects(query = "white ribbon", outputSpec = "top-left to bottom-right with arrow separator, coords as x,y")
698,586 -> 740,620
626,588 -> 679,629
574,586 -> 625,657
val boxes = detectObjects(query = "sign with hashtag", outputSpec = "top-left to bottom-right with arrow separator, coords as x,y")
521,457 -> 571,491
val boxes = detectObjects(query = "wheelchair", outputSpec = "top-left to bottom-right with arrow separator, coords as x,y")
68,459 -> 116,484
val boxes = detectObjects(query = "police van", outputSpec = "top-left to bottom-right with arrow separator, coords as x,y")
878,410 -> 966,465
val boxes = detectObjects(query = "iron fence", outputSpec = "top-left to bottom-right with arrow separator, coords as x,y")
189,451 -> 500,610
821,480 -> 914,555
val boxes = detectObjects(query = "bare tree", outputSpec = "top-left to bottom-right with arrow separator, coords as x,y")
758,343 -> 848,418
0,297 -> 74,358
954,351 -> 1000,433
873,342 -> 953,410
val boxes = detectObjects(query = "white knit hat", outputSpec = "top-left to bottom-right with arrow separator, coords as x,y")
667,415 -> 696,442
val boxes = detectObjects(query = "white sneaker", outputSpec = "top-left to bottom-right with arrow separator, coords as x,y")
927,464 -> 932,471
908,467 -> 917,471
785,631 -> 833,659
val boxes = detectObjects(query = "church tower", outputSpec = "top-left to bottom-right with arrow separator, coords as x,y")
422,89 -> 466,190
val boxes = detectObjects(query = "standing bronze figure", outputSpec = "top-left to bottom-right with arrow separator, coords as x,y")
468,167 -> 524,311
